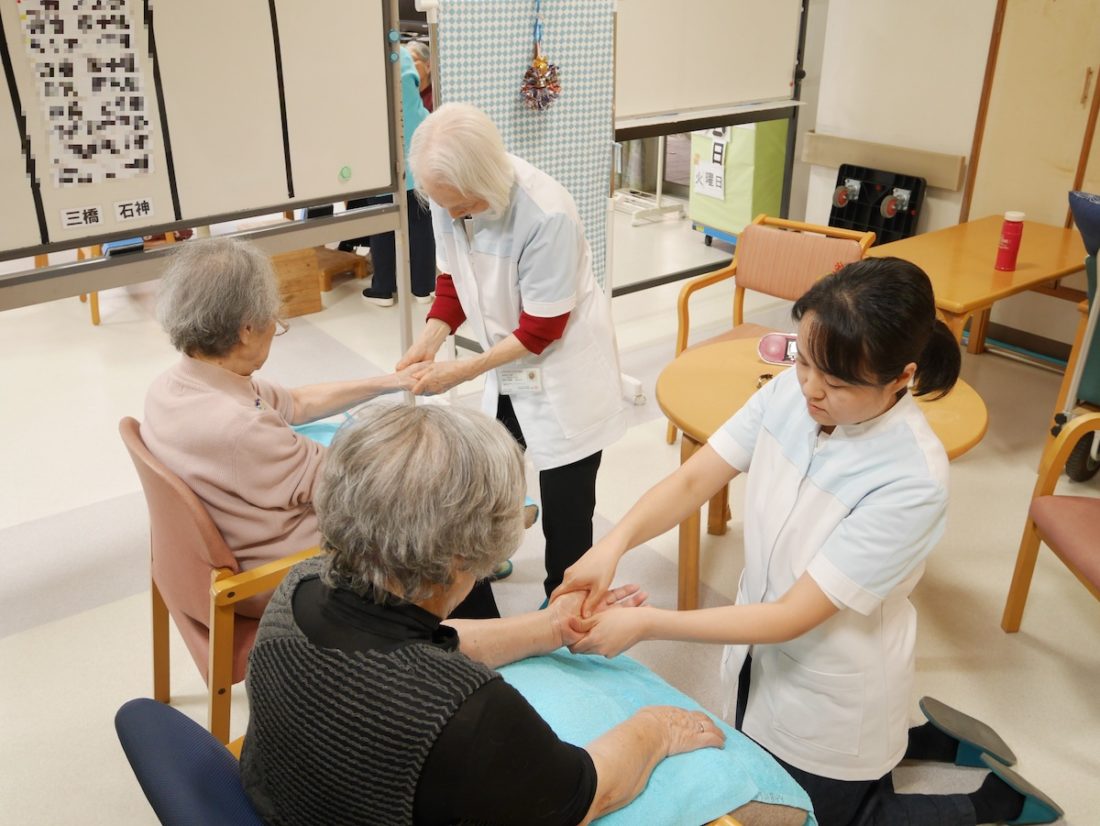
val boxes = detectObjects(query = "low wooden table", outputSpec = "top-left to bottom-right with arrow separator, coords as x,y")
656,337 -> 989,610
866,215 -> 1085,354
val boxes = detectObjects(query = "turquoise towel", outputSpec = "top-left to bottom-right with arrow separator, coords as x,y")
293,419 -> 344,446
499,650 -> 815,826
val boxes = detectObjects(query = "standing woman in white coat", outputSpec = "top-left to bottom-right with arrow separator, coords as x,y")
398,103 -> 627,612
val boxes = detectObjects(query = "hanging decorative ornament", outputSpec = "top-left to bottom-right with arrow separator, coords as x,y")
521,0 -> 561,111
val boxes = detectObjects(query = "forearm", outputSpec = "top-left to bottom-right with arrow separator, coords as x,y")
638,576 -> 839,646
582,711 -> 669,823
601,446 -> 738,561
289,376 -> 402,424
466,333 -> 530,378
416,317 -> 452,356
446,609 -> 562,669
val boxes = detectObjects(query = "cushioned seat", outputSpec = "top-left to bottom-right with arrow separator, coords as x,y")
1002,412 -> 1100,632
1029,495 -> 1100,590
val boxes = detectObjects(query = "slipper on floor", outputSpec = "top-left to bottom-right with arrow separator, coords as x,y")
919,696 -> 1017,767
524,496 -> 540,529
489,560 -> 514,582
980,754 -> 1064,825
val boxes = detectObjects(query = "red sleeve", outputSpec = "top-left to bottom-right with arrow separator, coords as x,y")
513,311 -> 570,355
426,273 -> 467,333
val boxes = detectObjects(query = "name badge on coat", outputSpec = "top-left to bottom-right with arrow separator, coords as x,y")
498,366 -> 543,394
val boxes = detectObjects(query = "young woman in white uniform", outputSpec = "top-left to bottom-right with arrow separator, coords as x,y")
397,103 -> 627,607
553,259 -> 1062,826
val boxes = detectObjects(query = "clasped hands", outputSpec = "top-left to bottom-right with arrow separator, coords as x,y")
395,344 -> 474,397
549,582 -> 650,659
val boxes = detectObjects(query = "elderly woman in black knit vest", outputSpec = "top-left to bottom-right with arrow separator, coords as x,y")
240,404 -> 724,825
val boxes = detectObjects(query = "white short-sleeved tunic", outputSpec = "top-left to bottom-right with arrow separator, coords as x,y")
429,155 -> 626,471
708,368 -> 949,781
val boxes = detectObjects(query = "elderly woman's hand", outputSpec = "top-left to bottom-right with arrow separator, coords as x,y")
636,706 -> 726,756
552,584 -> 647,650
393,361 -> 432,391
410,360 -> 477,396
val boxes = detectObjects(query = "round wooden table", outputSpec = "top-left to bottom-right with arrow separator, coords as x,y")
656,337 -> 989,609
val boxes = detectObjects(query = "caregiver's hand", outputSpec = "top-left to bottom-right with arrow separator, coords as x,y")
550,538 -> 625,617
566,607 -> 652,659
410,360 -> 476,396
552,584 -> 648,649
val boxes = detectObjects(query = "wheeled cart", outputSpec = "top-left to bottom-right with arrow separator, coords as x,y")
1051,255 -> 1100,481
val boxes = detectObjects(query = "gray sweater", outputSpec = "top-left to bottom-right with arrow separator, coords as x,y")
240,559 -> 496,825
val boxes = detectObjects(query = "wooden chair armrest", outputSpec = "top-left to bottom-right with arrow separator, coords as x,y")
211,547 -> 322,607
1033,413 -> 1100,498
675,261 -> 737,356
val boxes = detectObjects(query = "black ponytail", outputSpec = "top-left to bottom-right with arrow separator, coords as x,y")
912,318 -> 961,399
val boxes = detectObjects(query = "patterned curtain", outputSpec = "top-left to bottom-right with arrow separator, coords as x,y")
436,0 -> 615,287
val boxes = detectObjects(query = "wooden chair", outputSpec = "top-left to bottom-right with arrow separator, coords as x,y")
119,417 -> 320,742
668,215 -> 875,445
76,232 -> 182,325
1001,412 -> 1100,632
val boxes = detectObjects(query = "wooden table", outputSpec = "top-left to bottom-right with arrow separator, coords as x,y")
866,215 -> 1085,354
656,338 -> 989,610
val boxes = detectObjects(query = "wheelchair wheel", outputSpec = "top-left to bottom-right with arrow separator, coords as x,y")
1065,432 -> 1100,482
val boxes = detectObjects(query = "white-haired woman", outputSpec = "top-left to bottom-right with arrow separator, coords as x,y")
241,405 -> 724,825
397,103 -> 627,604
142,237 -> 422,614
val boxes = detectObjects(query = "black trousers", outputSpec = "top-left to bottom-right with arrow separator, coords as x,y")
364,190 -> 437,297
496,395 -> 602,599
734,655 -> 976,826
305,198 -> 373,249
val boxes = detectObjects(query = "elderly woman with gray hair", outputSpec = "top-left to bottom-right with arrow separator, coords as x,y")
398,103 -> 627,603
141,237 -> 422,614
240,403 -> 724,825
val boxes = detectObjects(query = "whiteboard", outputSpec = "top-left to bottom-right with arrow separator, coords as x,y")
0,0 -> 395,261
615,0 -> 802,125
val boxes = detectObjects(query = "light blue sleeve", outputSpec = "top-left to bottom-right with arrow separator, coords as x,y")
808,473 -> 947,614
399,47 -> 429,190
516,211 -> 580,317
707,371 -> 784,472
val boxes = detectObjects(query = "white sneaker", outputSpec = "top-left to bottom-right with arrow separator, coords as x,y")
414,293 -> 434,305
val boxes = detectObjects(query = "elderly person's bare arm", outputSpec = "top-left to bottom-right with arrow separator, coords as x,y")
288,365 -> 424,424
444,585 -> 644,669
581,706 -> 725,824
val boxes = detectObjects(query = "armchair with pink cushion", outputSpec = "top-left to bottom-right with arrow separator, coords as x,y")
119,416 -> 320,743
1001,412 -> 1100,632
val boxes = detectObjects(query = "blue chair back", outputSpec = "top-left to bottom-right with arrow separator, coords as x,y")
114,698 -> 265,825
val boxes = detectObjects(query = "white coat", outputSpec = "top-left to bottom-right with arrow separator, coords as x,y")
708,369 -> 950,781
430,156 -> 626,471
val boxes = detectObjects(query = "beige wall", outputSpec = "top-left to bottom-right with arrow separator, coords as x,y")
803,0 -> 996,232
